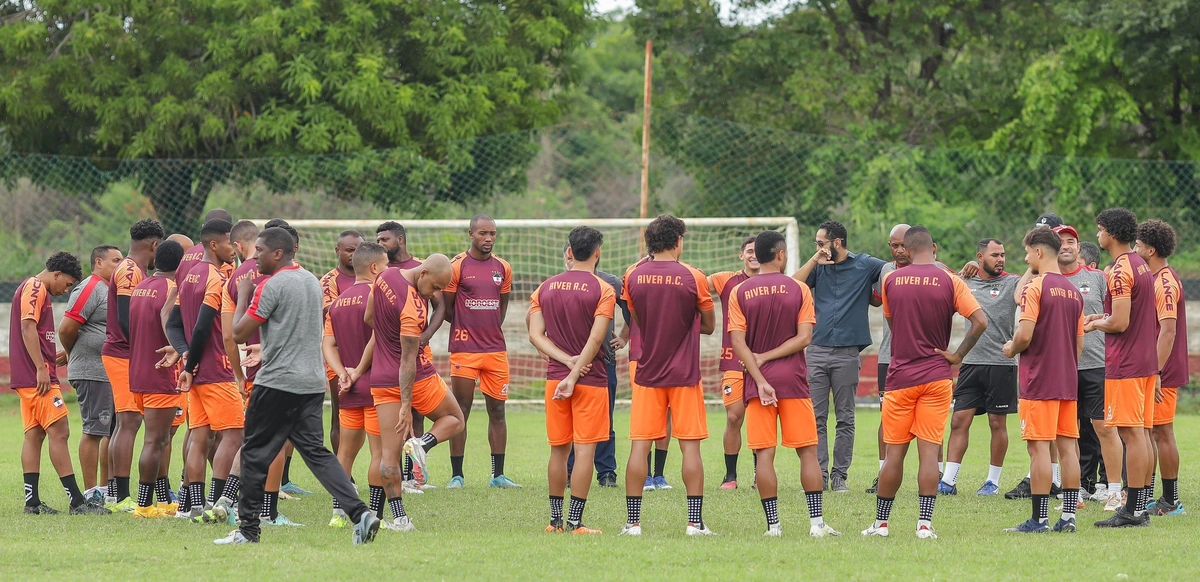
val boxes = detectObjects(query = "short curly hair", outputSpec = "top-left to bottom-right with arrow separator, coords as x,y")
644,214 -> 686,254
130,218 -> 165,242
1137,219 -> 1176,259
568,226 -> 604,262
1096,208 -> 1138,244
46,252 -> 82,281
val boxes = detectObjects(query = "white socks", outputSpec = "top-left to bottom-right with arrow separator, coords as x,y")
942,462 -> 962,486
879,460 -> 885,471
987,465 -> 1003,485
1051,463 -> 1062,487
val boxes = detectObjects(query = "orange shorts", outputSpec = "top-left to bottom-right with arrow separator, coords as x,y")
545,381 -> 609,446
1019,399 -> 1079,441
142,392 -> 184,412
15,387 -> 69,433
102,355 -> 142,414
188,382 -> 245,431
340,406 -> 381,436
746,398 -> 817,450
881,380 -> 953,445
372,375 -> 449,416
721,371 -> 744,408
1105,376 -> 1155,428
243,381 -> 253,405
450,352 -> 510,401
630,381 -> 708,441
1153,387 -> 1178,427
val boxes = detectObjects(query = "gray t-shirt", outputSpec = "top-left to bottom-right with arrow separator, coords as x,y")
64,275 -> 110,382
595,269 -> 629,367
248,267 -> 327,394
1064,266 -> 1107,370
806,252 -> 887,349
962,273 -> 1021,366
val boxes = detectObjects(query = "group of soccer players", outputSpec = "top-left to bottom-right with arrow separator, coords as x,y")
8,205 -> 1188,540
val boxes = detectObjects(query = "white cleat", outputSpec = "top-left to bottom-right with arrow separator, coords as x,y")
764,523 -> 782,537
810,523 -> 842,537
686,523 -> 717,536
1090,488 -> 1112,502
402,481 -> 425,495
618,523 -> 642,536
915,525 -> 938,539
403,438 -> 429,485
1103,492 -> 1123,512
861,523 -> 890,537
382,516 -> 416,532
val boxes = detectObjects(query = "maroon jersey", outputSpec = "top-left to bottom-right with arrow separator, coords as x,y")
445,252 -> 512,354
528,271 -> 617,387
711,270 -> 753,372
370,268 -> 437,387
726,273 -> 816,401
1154,266 -> 1189,388
622,259 -> 714,388
321,267 -> 357,311
1017,273 -> 1084,400
390,257 -> 423,270
622,257 -> 650,363
129,276 -> 178,394
228,258 -> 265,382
1104,252 -> 1158,379
881,264 -> 981,391
179,261 -> 235,385
9,278 -> 58,388
325,282 -> 375,408
176,244 -> 206,288
101,257 -> 145,359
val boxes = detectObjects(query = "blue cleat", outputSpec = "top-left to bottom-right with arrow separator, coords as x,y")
1003,518 -> 1049,533
446,475 -> 465,489
1052,517 -> 1077,533
653,476 -> 672,490
976,481 -> 1000,496
280,482 -> 313,496
938,481 -> 957,495
489,475 -> 522,489
643,476 -> 656,491
1149,499 -> 1186,516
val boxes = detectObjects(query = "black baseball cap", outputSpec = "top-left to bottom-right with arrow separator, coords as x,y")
1035,213 -> 1063,229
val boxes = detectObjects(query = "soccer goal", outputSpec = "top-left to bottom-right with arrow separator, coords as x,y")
252,217 -> 800,402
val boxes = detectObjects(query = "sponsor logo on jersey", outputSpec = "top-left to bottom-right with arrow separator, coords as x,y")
464,298 -> 500,311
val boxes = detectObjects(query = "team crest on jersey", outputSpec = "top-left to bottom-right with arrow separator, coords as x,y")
723,384 -> 733,396
52,396 -> 64,408
492,271 -> 503,286
989,288 -> 1000,298
1079,284 -> 1090,295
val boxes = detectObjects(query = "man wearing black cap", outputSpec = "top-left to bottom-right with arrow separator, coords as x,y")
1036,214 -> 1064,229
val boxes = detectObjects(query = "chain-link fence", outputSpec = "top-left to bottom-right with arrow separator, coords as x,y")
2,110 -> 1197,283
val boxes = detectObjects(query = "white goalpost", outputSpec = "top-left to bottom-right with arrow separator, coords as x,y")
252,217 -> 800,402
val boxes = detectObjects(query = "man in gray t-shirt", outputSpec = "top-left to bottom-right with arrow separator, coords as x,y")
224,227 -> 379,546
941,239 -> 1021,497
58,244 -> 122,497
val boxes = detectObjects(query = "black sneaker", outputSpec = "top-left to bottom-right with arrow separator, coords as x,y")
1005,477 -> 1032,500
865,476 -> 878,494
598,474 -> 618,488
23,503 -> 59,515
70,501 -> 112,515
1094,506 -> 1149,528
1050,482 -> 1062,497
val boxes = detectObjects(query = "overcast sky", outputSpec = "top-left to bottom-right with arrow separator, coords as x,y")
593,0 -> 793,25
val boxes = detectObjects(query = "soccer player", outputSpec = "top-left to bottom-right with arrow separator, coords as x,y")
1135,219 -> 1188,516
101,219 -> 165,510
528,226 -> 614,534
218,227 -> 381,545
176,209 -> 235,287
444,214 -> 519,489
129,240 -> 188,518
1001,228 -> 1085,533
867,224 -> 909,494
941,239 -> 1021,497
1055,225 -> 1119,507
1087,208 -> 1158,528
12,252 -> 109,515
865,226 -> 986,539
166,219 -> 245,521
730,230 -> 838,537
324,242 -> 387,527
368,254 -> 464,530
620,215 -> 717,536
58,244 -> 122,501
707,236 -> 759,489
320,230 -> 364,454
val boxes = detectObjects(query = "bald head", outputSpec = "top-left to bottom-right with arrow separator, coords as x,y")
168,233 -> 194,249
414,253 -> 453,298
888,224 -> 912,265
889,224 -> 910,239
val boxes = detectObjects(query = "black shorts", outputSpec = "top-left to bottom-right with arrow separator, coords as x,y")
877,362 -> 889,400
1077,368 -> 1105,421
953,364 -> 1018,415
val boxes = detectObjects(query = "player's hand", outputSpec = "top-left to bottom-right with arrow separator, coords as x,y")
565,355 -> 592,376
177,371 -> 194,393
958,261 -> 980,279
337,371 -> 353,396
554,376 -> 577,400
36,368 -> 51,396
241,344 -> 262,368
1083,314 -> 1105,332
396,408 -> 415,439
55,350 -> 68,367
155,345 -> 181,369
758,383 -> 778,407
935,348 -> 963,366
610,336 -> 627,351
236,376 -> 248,399
237,274 -> 255,299
812,247 -> 833,265
1155,376 -> 1164,403
1001,341 -> 1015,359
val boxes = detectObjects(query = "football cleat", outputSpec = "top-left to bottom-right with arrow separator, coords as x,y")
383,516 -> 416,532
937,481 -> 957,495
764,523 -> 782,537
976,481 -> 1000,496
809,523 -> 842,537
214,530 -> 254,545
489,475 -> 522,489
618,523 -> 642,536
1002,518 -> 1049,534
861,523 -> 889,537
545,519 -> 564,533
329,509 -> 351,529
653,476 -> 672,490
685,522 -> 716,536
1052,517 -> 1077,533
403,438 -> 429,485
915,525 -> 939,539
446,476 -> 465,490
23,503 -> 60,515
567,522 -> 602,535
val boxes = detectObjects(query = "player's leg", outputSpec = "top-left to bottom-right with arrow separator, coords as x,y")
1152,423 -> 1181,512
334,408 -> 366,522
869,361 -> 887,494
108,410 -> 143,506
755,446 -> 779,534
204,383 -> 246,512
480,355 -> 514,487
408,378 -> 465,489
158,423 -> 180,510
547,441 -> 571,531
20,403 -> 50,513
365,431 -> 385,520
672,385 -> 710,534
720,372 -> 745,489
136,407 -> 174,517
649,418 -> 672,488
981,413 -> 1008,494
1056,434 -> 1081,530
912,381 -> 952,538
447,371 -> 478,487
942,409 -> 973,494
327,375 -> 341,454
564,383 -> 607,533
75,381 -> 108,495
872,383 -> 915,533
185,423 -> 213,517
99,434 -> 111,490
623,380 -> 666,534
45,413 -> 92,513
981,366 -> 1016,495
623,439 -> 652,532
374,399 -> 414,530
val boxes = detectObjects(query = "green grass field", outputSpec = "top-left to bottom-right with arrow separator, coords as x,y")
0,396 -> 1195,581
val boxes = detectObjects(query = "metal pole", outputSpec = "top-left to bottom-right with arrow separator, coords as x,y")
639,40 -> 653,255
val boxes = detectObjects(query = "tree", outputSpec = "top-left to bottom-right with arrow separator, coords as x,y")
0,0 -> 590,233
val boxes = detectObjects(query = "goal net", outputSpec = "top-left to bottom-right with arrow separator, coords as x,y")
251,217 -> 800,402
